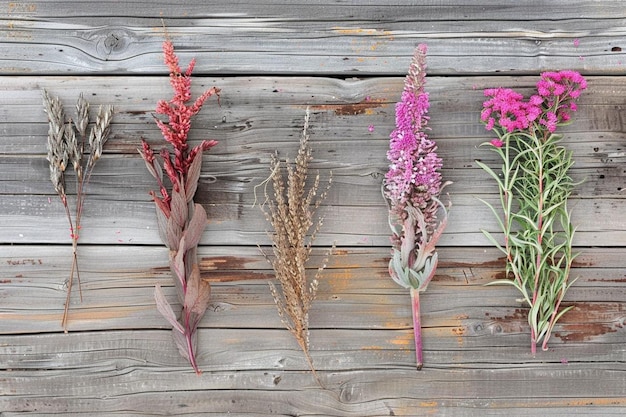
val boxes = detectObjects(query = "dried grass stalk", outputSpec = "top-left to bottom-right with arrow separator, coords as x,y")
42,89 -> 113,331
260,108 -> 332,385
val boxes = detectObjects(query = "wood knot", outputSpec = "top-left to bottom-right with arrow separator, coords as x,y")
340,386 -> 354,402
491,324 -> 503,334
104,33 -> 122,52
94,28 -> 132,58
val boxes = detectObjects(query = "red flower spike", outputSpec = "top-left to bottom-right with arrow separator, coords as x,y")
138,38 -> 219,374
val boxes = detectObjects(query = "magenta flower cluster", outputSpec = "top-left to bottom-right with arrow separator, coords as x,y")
481,70 -> 587,134
384,44 -> 442,212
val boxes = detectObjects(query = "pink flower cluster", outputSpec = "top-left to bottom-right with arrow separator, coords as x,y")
157,40 -> 220,174
140,41 -> 220,211
384,44 -> 442,212
536,70 -> 586,131
481,88 -> 542,132
481,70 -> 586,134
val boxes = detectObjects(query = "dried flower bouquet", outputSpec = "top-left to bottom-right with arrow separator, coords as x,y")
477,70 -> 586,353
382,45 -> 450,370
139,39 -> 220,374
42,90 -> 113,332
259,108 -> 332,385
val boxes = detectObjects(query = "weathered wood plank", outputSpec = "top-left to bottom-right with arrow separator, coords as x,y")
7,0 -> 626,20
2,365 -> 626,416
1,194 -> 625,246
3,245 -> 624,275
6,257 -> 623,417
1,76 -> 625,144
2,323 -> 626,373
1,153 -> 624,198
0,1 -> 624,75
1,76 -> 623,181
1,246 -> 624,343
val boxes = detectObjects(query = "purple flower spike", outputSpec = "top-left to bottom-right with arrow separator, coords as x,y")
383,45 -> 450,370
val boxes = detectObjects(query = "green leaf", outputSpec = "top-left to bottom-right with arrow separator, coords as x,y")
475,160 -> 504,189
480,229 -> 506,253
552,304 -> 574,325
476,197 -> 507,234
529,293 -> 544,334
389,254 -> 410,289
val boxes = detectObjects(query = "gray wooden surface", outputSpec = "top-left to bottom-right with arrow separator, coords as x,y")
0,1 -> 625,416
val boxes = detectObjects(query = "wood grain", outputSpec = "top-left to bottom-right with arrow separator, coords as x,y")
0,76 -> 624,247
1,245 -> 625,414
1,1 -> 625,415
0,1 -> 624,75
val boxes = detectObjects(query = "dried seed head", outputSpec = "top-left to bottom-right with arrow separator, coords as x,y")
48,159 -> 65,196
42,89 -> 70,193
89,104 -> 114,163
64,121 -> 83,175
74,93 -> 90,137
43,91 -> 68,163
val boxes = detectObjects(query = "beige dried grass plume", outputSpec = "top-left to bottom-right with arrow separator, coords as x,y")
259,108 -> 332,385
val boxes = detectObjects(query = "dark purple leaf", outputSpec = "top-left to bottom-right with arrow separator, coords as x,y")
168,242 -> 186,288
154,285 -> 184,334
139,151 -> 164,183
182,203 -> 207,252
185,149 -> 203,202
184,263 -> 211,330
166,215 -> 182,251
153,155 -> 164,182
170,188 -> 187,228
154,203 -> 169,247
172,326 -> 191,362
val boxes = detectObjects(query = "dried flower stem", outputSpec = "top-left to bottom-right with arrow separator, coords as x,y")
139,38 -> 219,374
42,89 -> 113,332
260,108 -> 332,386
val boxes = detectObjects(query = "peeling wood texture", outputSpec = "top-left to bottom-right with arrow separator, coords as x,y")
0,1 -> 625,416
